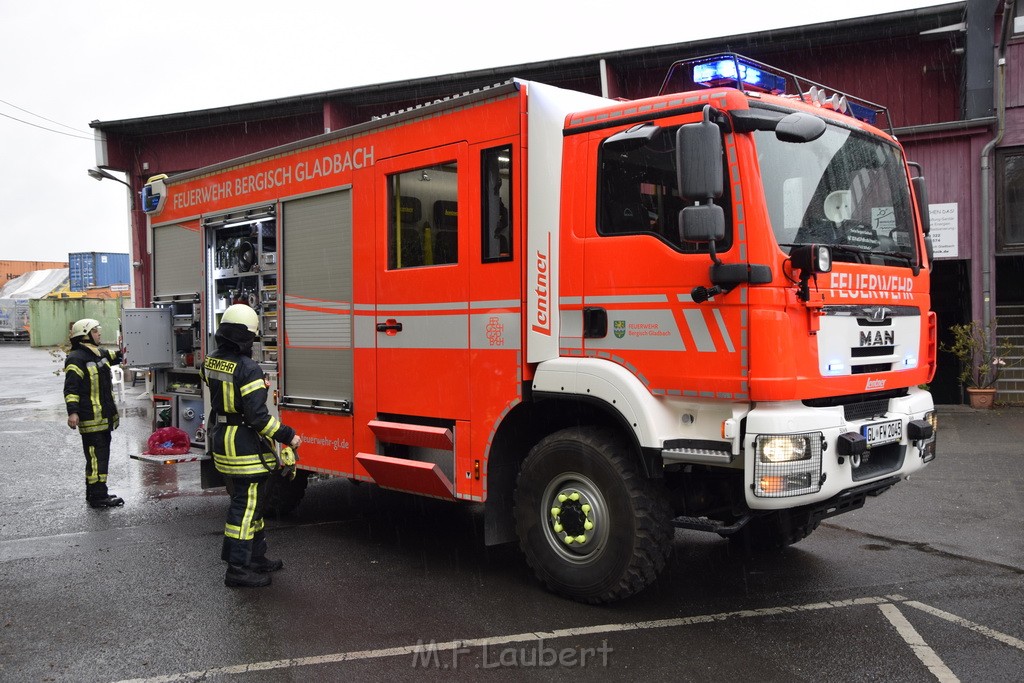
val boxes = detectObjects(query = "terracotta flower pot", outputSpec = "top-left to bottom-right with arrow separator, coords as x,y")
966,387 -> 996,409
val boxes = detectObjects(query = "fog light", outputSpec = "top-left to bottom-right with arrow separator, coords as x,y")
759,473 -> 812,494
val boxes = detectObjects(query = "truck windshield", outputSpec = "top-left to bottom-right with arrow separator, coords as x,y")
753,126 -> 916,267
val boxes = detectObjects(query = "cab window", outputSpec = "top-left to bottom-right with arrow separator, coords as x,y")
598,124 -> 732,253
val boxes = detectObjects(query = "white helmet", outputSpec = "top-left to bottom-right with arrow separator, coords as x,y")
221,304 -> 259,334
70,318 -> 101,340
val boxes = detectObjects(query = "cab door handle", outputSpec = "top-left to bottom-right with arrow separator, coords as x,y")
376,319 -> 403,335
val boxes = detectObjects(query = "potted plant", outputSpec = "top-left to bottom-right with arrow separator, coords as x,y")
942,320 -> 1019,408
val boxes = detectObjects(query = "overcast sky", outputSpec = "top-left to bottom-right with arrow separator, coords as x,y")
1,0 -> 946,263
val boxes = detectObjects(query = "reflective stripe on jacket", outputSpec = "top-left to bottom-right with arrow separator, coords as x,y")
200,350 -> 295,476
64,346 -> 122,433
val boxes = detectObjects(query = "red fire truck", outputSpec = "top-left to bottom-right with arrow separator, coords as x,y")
128,54 -> 937,603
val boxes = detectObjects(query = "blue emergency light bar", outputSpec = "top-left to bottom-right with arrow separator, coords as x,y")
658,53 -> 893,134
692,57 -> 786,94
846,101 -> 878,125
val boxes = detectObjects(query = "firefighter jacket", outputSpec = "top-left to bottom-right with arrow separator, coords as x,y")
63,344 -> 123,434
200,349 -> 295,477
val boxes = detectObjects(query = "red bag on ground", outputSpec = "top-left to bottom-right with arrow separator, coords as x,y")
147,427 -> 191,455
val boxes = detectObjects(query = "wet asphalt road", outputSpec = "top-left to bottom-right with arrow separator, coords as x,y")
0,343 -> 1021,682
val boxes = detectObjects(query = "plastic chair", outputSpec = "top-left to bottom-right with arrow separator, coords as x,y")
110,366 -> 125,403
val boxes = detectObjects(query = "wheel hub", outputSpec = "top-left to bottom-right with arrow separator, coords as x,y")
550,490 -> 595,547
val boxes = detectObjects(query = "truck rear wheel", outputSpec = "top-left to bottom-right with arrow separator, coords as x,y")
513,427 -> 673,604
265,470 -> 309,517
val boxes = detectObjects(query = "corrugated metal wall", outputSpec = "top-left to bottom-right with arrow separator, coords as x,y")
28,298 -> 124,347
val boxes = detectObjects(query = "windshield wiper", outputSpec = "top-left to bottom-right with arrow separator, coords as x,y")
873,250 -> 915,265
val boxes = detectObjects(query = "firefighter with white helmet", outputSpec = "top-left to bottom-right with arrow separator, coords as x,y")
200,303 -> 302,588
63,318 -> 126,508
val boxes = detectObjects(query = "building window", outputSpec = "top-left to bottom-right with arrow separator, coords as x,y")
997,148 -> 1024,251
387,162 -> 458,269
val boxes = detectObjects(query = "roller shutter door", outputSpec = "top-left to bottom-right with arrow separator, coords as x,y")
280,190 -> 353,405
153,224 -> 201,297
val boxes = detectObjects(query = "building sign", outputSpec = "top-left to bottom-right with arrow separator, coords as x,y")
928,203 -> 958,259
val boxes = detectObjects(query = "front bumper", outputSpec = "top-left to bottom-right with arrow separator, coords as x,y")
742,387 -> 936,510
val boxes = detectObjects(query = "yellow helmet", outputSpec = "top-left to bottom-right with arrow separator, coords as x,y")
221,304 -> 259,333
70,318 -> 101,340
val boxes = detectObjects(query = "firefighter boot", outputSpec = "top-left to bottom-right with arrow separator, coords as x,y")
250,532 -> 283,573
89,494 -> 125,508
225,564 -> 272,588
250,555 -> 284,573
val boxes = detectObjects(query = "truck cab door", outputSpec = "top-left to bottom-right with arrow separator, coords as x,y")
374,143 -> 471,419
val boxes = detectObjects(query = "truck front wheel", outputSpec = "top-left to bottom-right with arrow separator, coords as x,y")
513,427 -> 673,604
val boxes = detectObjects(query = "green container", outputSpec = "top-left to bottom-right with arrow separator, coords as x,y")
29,298 -> 125,347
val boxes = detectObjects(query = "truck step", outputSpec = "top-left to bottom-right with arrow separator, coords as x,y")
356,453 -> 456,500
368,420 -> 454,450
671,514 -> 750,535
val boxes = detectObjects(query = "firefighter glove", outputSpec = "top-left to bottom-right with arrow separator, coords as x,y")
279,446 -> 298,480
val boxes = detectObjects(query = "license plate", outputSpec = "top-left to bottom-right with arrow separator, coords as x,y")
861,419 -> 902,447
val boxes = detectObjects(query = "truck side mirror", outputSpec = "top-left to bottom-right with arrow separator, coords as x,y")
679,204 -> 725,243
676,111 -> 723,201
912,175 -> 930,236
775,112 -> 826,143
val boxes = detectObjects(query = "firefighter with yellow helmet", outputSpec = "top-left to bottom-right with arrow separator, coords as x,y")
201,303 -> 302,588
64,318 -> 126,508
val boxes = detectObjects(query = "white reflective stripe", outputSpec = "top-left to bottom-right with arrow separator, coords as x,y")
585,294 -> 669,304
352,313 -> 376,350
471,299 -> 519,309
683,309 -> 716,352
712,308 -> 735,353
375,314 -> 468,349
377,301 -> 469,314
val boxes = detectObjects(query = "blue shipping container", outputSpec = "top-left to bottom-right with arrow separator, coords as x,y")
68,252 -> 130,292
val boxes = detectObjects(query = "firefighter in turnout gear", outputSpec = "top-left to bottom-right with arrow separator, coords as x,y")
64,318 -> 125,508
201,304 -> 302,588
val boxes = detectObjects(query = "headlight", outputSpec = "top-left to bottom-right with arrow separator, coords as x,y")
754,433 -> 823,498
758,435 -> 811,462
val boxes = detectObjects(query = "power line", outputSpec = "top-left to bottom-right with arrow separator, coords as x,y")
0,97 -> 92,135
0,110 -> 95,141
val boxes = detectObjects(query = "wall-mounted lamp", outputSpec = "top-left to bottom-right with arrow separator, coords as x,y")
88,167 -> 134,209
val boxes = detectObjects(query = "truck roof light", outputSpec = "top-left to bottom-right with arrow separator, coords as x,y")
692,56 -> 786,94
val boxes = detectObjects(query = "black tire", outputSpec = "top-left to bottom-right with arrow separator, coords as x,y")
265,470 -> 309,517
513,427 -> 673,604
729,509 -> 819,552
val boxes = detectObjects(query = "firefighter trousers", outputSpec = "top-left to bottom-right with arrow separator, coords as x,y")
221,474 -> 273,567
80,430 -> 112,502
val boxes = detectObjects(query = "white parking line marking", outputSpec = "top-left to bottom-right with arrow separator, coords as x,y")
904,600 -> 1024,651
111,594 -> 1023,683
879,604 -> 959,682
